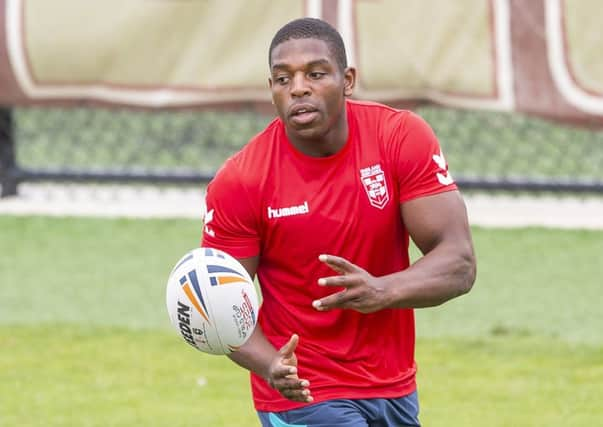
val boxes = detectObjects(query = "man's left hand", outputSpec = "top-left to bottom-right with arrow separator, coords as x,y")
312,254 -> 389,313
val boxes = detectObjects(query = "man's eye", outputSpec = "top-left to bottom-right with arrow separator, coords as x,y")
276,76 -> 289,84
309,72 -> 325,79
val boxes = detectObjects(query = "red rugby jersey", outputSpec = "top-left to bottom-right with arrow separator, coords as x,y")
202,100 -> 457,412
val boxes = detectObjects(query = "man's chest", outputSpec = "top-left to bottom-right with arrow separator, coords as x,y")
257,158 -> 400,257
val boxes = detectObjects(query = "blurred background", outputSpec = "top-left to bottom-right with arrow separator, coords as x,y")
1,1 -> 602,426
2,0 -> 603,202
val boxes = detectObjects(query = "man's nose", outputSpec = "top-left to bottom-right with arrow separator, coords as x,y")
290,73 -> 310,97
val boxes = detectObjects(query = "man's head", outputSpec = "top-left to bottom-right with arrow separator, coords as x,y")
268,18 -> 355,154
269,17 -> 348,72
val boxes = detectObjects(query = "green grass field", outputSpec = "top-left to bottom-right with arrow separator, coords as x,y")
1,215 -> 602,426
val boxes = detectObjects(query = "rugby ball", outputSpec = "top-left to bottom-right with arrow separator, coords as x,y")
166,247 -> 259,355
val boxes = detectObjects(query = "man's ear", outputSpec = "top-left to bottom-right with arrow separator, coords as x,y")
343,67 -> 356,97
268,77 -> 275,104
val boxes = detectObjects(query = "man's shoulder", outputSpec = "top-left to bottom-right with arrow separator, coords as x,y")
212,117 -> 281,187
347,99 -> 421,140
225,117 -> 280,167
347,99 -> 408,115
251,116 -> 283,141
347,99 -> 414,127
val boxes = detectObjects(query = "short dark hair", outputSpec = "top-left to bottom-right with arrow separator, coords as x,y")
269,17 -> 348,71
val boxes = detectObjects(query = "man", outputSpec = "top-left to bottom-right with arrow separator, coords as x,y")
202,17 -> 476,427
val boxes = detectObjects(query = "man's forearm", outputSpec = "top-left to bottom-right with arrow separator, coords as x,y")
227,325 -> 277,380
385,241 -> 476,309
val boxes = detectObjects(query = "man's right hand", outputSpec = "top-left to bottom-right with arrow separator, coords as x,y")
267,334 -> 313,403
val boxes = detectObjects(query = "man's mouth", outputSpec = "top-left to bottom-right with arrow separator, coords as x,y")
289,105 -> 319,125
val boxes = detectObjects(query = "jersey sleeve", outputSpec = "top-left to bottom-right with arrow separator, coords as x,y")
392,111 -> 458,203
201,158 -> 261,258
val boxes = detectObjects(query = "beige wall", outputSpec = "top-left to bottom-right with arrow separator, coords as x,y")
564,0 -> 603,94
0,0 -> 601,121
355,0 -> 493,97
24,0 -> 301,88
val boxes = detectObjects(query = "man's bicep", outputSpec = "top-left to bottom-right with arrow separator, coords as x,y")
400,190 -> 472,255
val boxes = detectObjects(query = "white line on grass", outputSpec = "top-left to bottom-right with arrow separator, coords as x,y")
1,183 -> 603,229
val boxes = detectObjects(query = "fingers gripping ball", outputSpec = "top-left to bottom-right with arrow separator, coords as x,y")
166,247 -> 259,355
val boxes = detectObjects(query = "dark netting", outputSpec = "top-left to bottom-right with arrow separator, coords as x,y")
2,105 -> 603,194
418,107 -> 603,185
13,107 -> 273,175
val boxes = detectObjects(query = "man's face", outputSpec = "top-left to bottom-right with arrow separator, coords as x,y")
269,38 -> 354,143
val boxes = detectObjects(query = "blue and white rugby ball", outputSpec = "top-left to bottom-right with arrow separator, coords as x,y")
166,247 -> 259,355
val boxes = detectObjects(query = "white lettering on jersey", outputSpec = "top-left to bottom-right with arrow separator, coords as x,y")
432,151 -> 454,186
204,208 -> 215,237
267,201 -> 309,219
360,164 -> 389,209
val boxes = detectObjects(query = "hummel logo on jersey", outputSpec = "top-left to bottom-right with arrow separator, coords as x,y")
267,201 -> 309,219
433,150 -> 454,186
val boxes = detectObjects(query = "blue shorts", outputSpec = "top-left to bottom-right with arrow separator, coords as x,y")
257,391 -> 420,427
